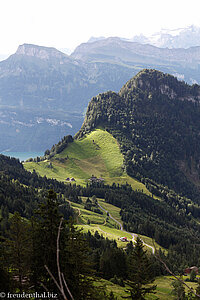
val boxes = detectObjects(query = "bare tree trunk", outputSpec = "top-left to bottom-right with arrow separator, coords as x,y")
44,218 -> 74,300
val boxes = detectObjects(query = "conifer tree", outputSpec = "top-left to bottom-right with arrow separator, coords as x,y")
30,189 -> 62,290
127,236 -> 156,299
0,236 -> 11,292
30,190 -> 99,299
6,212 -> 31,291
62,218 -> 96,299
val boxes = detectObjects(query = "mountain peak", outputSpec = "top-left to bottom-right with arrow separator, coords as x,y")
120,69 -> 200,101
15,44 -> 68,60
76,69 -> 200,199
77,69 -> 200,139
131,25 -> 200,48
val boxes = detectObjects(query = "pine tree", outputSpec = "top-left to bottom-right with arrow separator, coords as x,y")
127,236 -> 156,299
0,236 -> 11,292
62,218 -> 96,299
30,189 -> 63,290
6,212 -> 31,291
190,269 -> 197,282
30,189 -> 98,299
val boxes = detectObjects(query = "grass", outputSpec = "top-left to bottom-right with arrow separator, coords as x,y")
76,224 -> 133,248
69,197 -> 132,248
97,198 -> 165,253
70,201 -> 107,225
24,129 -> 151,194
147,276 -> 199,299
69,197 -> 165,252
94,277 -> 131,299
98,199 -> 122,224
94,276 -> 199,299
139,235 -> 166,254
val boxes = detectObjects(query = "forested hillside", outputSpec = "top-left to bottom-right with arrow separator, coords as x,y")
77,69 -> 200,201
1,150 -> 200,297
2,154 -> 200,297
0,154 -> 74,232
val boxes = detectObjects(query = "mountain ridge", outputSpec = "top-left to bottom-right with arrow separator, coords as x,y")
15,43 -> 69,60
132,25 -> 200,49
1,39 -> 200,151
71,37 -> 200,66
76,69 -> 200,200
88,25 -> 200,49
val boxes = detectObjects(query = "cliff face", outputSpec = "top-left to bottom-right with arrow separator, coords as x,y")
15,44 -> 68,60
76,69 -> 200,200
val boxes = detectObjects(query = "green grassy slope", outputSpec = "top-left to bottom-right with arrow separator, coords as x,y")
95,276 -> 199,300
24,129 -> 151,194
70,198 -> 133,248
69,197 -> 163,251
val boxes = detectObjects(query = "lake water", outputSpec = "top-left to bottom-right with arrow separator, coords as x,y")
0,151 -> 44,162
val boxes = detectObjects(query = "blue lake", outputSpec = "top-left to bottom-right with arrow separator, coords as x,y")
0,151 -> 44,162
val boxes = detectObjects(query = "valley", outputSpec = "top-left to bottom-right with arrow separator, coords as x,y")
0,107 -> 81,152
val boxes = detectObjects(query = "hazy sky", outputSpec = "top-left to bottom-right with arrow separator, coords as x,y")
1,0 -> 200,55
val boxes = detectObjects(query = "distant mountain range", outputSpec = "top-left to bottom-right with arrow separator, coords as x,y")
1,29 -> 200,151
131,25 -> 200,49
72,36 -> 200,83
90,25 -> 200,49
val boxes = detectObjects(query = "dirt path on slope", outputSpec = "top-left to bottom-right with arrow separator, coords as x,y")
98,202 -> 155,254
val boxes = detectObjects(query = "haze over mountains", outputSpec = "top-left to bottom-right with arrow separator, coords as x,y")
1,26 -> 200,152
132,25 -> 200,48
91,25 -> 200,49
